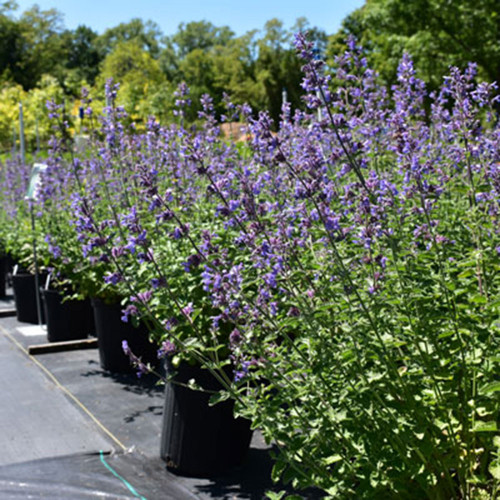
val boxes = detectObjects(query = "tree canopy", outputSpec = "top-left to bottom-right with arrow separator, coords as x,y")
329,0 -> 500,91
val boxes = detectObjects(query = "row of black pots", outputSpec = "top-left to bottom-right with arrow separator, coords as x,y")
11,271 -> 253,477
10,273 -> 157,371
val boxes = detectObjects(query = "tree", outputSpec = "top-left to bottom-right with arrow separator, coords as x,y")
62,25 -> 102,86
98,41 -> 167,122
0,75 -> 65,151
0,8 -> 23,85
16,5 -> 67,89
0,3 -> 67,90
169,20 -> 234,59
157,20 -> 237,119
255,19 -> 319,125
211,32 -> 262,110
329,0 -> 500,90
97,18 -> 163,58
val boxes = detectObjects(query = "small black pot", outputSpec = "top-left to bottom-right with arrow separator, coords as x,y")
91,298 -> 158,373
0,256 -> 6,298
5,255 -> 16,288
12,273 -> 46,324
42,289 -> 94,342
160,360 -> 253,476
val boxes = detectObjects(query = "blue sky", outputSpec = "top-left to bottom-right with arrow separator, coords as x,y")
13,0 -> 365,36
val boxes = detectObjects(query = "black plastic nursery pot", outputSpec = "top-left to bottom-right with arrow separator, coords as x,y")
5,254 -> 16,287
12,273 -> 46,324
42,289 -> 94,342
0,255 -> 6,298
160,360 -> 253,477
91,298 -> 158,373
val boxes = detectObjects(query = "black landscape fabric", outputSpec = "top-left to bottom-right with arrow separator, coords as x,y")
0,451 -> 197,500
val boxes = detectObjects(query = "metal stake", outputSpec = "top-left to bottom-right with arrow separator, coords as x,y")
30,203 -> 43,326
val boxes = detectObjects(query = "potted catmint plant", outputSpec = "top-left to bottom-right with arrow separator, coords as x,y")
0,156 -> 47,324
37,234 -> 96,342
63,83 -> 253,475
34,143 -> 98,343
44,95 -> 159,371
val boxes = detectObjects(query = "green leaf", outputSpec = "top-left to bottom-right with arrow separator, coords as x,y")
282,465 -> 297,485
489,461 -> 500,480
271,461 -> 287,483
473,421 -> 497,432
171,355 -> 181,368
323,454 -> 342,465
265,491 -> 286,500
479,381 -> 500,394
470,294 -> 488,305
208,391 -> 230,406
438,331 -> 454,339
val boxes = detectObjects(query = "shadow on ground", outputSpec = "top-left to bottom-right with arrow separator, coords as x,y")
80,359 -> 165,397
